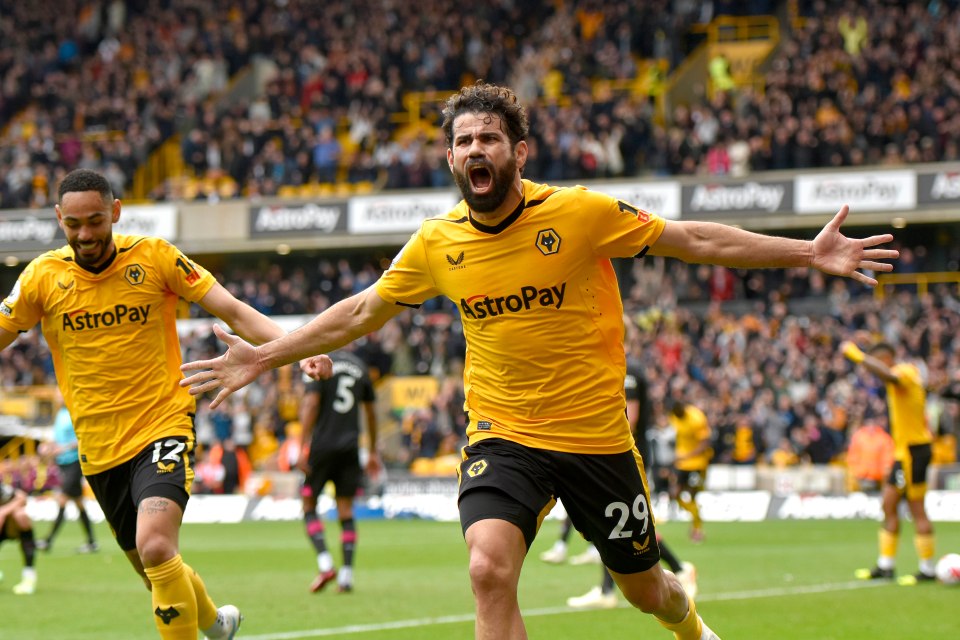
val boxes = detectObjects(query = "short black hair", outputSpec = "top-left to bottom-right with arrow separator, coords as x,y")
441,81 -> 529,148
670,399 -> 687,418
58,169 -> 113,203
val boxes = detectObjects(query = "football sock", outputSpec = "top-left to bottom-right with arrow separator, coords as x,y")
656,595 -> 703,640
182,562 -> 218,631
19,527 -> 36,568
559,518 -> 574,543
878,529 -> 898,569
305,512 -> 329,555
144,554 -> 198,639
678,497 -> 702,529
341,518 -> 356,568
659,540 -> 683,573
48,507 -> 66,542
78,508 -> 96,544
600,568 -> 615,595
914,534 -> 935,575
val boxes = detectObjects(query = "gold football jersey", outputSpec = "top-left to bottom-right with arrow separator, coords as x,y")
376,180 -> 665,454
887,362 -> 933,458
0,235 -> 216,474
671,405 -> 713,471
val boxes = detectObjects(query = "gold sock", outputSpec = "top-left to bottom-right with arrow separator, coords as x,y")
678,497 -> 701,528
182,562 -> 218,630
657,596 -> 703,640
914,534 -> 935,571
144,554 -> 198,639
879,529 -> 898,563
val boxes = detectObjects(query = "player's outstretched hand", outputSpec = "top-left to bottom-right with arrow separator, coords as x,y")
811,205 -> 899,286
180,324 -> 261,409
301,354 -> 334,380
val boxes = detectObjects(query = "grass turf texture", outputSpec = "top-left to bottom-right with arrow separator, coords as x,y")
1,518 -> 958,639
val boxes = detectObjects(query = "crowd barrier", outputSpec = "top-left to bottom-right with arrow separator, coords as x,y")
23,471 -> 960,525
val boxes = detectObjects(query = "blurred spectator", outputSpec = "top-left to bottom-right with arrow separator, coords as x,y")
207,439 -> 251,495
846,421 -> 895,492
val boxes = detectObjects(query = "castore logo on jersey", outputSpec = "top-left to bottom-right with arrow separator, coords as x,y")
446,251 -> 466,271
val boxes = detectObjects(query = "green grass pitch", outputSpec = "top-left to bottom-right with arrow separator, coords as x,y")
2,518 -> 958,639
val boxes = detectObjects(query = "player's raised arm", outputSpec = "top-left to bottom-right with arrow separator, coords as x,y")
650,205 -> 898,286
841,341 -> 900,384
180,285 -> 402,408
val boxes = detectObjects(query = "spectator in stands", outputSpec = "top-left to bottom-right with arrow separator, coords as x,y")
208,439 -> 252,495
312,125 -> 342,184
846,420 -> 896,492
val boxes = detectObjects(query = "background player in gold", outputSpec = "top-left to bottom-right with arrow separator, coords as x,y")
843,341 -> 936,584
669,396 -> 713,543
0,169 -> 330,639
181,83 -> 898,640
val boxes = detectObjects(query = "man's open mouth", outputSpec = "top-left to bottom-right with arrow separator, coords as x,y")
468,165 -> 493,193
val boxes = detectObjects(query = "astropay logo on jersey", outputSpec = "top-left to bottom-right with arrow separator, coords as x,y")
61,304 -> 151,331
459,283 -> 566,319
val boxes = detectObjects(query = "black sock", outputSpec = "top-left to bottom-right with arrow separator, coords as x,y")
47,506 -> 66,542
20,528 -> 36,568
78,508 -> 95,544
304,512 -> 328,554
341,518 -> 356,567
658,540 -> 683,573
601,568 -> 616,594
559,518 -> 573,543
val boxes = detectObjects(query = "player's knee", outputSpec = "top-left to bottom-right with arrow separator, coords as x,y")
13,509 -> 31,529
621,575 -> 672,614
468,549 -> 514,595
136,536 -> 178,567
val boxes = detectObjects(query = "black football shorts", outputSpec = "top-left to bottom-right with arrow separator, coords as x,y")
85,435 -> 195,551
304,447 -> 362,499
458,437 -> 660,574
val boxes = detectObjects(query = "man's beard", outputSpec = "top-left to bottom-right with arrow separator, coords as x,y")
70,235 -> 112,267
453,155 -> 518,213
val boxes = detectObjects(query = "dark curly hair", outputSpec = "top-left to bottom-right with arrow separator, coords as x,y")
58,169 -> 113,203
441,81 -> 529,148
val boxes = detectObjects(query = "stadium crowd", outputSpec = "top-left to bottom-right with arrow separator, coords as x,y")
8,1 -> 960,206
1,0 -> 959,496
1,243 -> 958,496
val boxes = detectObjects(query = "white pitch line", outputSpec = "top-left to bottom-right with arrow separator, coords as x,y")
240,580 -> 886,640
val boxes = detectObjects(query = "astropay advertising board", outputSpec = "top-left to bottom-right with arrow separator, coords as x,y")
917,169 -> 960,206
794,171 -> 916,214
249,201 -> 348,237
589,180 -> 682,219
682,179 -> 792,216
348,191 -> 459,234
114,204 -> 178,240
0,212 -> 62,252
